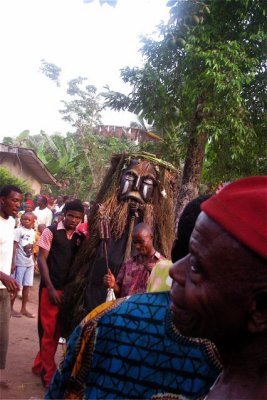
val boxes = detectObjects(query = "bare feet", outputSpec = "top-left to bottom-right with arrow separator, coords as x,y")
21,310 -> 35,318
11,310 -> 22,318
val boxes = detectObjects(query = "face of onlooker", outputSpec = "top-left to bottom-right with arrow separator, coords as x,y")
63,210 -> 83,231
21,213 -> 35,229
0,190 -> 23,218
38,224 -> 46,234
24,203 -> 33,213
57,196 -> 63,206
169,212 -> 252,349
37,196 -> 47,209
132,230 -> 154,257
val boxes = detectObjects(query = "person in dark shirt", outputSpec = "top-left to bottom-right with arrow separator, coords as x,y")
32,200 -> 85,388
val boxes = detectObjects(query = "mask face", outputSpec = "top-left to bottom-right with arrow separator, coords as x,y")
119,161 -> 157,203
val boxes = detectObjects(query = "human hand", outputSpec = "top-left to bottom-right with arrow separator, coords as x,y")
103,268 -> 115,289
0,272 -> 20,297
47,287 -> 62,306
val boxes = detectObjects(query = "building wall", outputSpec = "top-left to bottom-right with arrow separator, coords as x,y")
1,156 -> 41,194
94,125 -> 147,143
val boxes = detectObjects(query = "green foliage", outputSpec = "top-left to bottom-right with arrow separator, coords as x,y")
104,0 -> 266,185
3,130 -> 135,201
60,77 -> 102,129
40,59 -> 61,87
0,167 -> 31,193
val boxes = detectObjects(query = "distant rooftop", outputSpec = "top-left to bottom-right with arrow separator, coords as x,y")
0,143 -> 58,185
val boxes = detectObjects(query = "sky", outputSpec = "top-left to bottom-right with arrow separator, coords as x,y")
0,0 -> 169,141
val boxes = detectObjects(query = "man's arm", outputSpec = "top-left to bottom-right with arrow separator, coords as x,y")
0,271 -> 20,298
38,247 -> 61,306
103,268 -> 120,296
11,241 -> 18,274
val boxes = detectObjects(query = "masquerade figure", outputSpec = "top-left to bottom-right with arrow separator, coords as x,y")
61,152 -> 178,337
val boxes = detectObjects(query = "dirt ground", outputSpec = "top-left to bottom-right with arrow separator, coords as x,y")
1,275 -> 63,400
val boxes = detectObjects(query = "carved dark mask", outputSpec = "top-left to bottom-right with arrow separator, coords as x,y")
119,160 -> 157,204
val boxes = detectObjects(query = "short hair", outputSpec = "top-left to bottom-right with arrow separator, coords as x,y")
0,185 -> 22,197
133,222 -> 153,237
22,211 -> 35,219
38,195 -> 48,205
172,195 -> 211,262
64,199 -> 84,214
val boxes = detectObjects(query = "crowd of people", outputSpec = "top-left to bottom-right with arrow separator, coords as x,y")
0,174 -> 266,400
0,189 -> 91,389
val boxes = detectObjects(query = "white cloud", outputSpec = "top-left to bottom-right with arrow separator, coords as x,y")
0,0 -> 169,140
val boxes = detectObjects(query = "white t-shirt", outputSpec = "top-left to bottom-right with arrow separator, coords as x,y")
54,204 -> 65,213
0,215 -> 15,289
34,207 -> 53,227
14,226 -> 35,267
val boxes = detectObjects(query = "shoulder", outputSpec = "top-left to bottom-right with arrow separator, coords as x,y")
155,251 -> 167,261
154,259 -> 172,269
84,292 -> 170,327
39,227 -> 54,244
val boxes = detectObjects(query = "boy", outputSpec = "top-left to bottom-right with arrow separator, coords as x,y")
32,224 -> 46,274
12,212 -> 36,318
32,200 -> 85,388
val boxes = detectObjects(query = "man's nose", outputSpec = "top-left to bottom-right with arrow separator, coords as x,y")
169,255 -> 189,287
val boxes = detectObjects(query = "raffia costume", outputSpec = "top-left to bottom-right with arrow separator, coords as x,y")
61,152 -> 179,338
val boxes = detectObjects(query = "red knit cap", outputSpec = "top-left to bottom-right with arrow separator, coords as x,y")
201,176 -> 267,259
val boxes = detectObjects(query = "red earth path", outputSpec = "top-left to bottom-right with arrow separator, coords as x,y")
1,275 -> 63,400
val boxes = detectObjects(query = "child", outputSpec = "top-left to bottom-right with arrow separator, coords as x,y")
11,212 -> 36,318
32,224 -> 46,273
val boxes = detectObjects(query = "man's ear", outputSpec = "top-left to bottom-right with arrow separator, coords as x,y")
248,291 -> 267,334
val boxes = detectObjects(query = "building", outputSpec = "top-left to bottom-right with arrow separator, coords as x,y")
0,143 -> 58,194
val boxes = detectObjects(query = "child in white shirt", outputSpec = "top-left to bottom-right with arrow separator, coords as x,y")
11,212 -> 36,318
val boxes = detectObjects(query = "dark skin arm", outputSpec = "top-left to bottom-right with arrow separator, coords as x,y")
11,241 -> 18,274
0,271 -> 20,300
103,268 -> 120,296
38,247 -> 62,306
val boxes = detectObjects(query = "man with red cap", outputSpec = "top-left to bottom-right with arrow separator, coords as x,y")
170,176 -> 267,399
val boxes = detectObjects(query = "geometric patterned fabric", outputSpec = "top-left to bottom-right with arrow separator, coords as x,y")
46,292 -> 222,399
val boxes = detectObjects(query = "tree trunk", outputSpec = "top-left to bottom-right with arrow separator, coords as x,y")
174,130 -> 208,233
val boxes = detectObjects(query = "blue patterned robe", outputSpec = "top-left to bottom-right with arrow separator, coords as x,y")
46,292 -> 222,399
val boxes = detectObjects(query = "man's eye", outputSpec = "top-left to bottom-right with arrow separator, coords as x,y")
190,264 -> 200,273
189,255 -> 201,274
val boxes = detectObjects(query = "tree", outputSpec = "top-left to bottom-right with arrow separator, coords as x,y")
104,0 -> 266,225
0,167 -> 31,193
40,59 -> 61,87
59,77 -> 102,129
3,130 -> 135,200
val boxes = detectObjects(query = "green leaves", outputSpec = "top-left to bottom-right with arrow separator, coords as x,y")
104,0 -> 266,190
40,59 -> 61,87
0,167 -> 31,193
